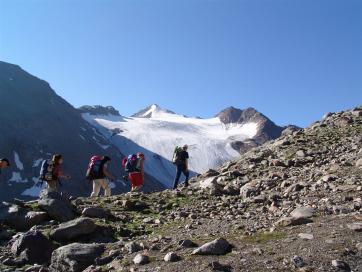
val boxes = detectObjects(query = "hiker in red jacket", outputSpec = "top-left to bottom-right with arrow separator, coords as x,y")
123,153 -> 145,192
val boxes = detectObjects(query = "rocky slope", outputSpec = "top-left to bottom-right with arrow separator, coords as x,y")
0,61 -> 165,201
0,106 -> 361,272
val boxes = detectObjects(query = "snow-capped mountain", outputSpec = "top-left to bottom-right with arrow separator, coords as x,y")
81,104 -> 291,187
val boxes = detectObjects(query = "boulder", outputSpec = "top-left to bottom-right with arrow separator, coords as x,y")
275,217 -> 313,227
164,252 -> 180,262
133,253 -> 149,265
240,184 -> 258,199
11,230 -> 54,264
25,211 -> 49,226
125,241 -> 142,254
82,207 -> 110,219
208,261 -> 232,272
38,191 -> 75,222
356,158 -> 362,168
192,238 -> 231,255
298,233 -> 314,240
50,217 -> 97,242
347,222 -> 362,232
50,243 -> 105,272
290,207 -> 315,219
331,260 -> 351,271
292,255 -> 306,268
178,239 -> 197,248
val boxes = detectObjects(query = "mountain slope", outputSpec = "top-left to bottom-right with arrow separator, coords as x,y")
80,104 -> 289,187
0,106 -> 361,272
0,62 -> 164,200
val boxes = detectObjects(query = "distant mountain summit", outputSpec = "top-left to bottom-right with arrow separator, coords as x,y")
131,104 -> 176,118
78,105 -> 121,116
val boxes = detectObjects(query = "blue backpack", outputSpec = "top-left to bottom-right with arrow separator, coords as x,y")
124,154 -> 139,173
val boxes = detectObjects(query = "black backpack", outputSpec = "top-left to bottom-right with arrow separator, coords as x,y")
172,146 -> 183,165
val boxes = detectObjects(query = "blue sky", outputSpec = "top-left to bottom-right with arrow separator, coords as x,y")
1,0 -> 361,127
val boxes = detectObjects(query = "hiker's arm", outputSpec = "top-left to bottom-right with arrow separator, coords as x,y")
103,164 -> 115,180
58,168 -> 71,180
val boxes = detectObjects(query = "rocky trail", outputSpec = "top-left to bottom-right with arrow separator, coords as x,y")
0,106 -> 361,272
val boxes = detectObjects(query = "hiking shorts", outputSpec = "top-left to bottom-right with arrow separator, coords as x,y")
129,172 -> 144,187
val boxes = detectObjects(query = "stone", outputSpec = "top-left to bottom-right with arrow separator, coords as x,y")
192,238 -> 231,255
331,260 -> 351,271
290,207 -> 315,219
164,252 -> 180,262
133,253 -> 149,265
125,241 -> 142,254
208,261 -> 232,271
223,184 -> 239,196
240,184 -> 257,199
38,191 -> 75,222
143,217 -> 154,224
82,265 -> 102,272
356,243 -> 362,252
1,204 -> 29,231
298,233 -> 314,240
356,158 -> 362,168
25,211 -> 48,227
296,150 -> 306,158
347,222 -> 362,232
275,217 -> 313,227
178,239 -> 197,248
199,177 -> 217,188
50,217 -> 97,242
82,207 -> 110,219
11,230 -> 54,265
50,243 -> 105,272
292,255 -> 305,268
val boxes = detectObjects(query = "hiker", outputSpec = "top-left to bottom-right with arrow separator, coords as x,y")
87,156 -> 115,197
40,154 -> 71,192
0,158 -> 10,175
123,153 -> 145,192
173,145 -> 189,189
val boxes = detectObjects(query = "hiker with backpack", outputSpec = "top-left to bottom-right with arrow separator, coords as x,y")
123,153 -> 145,192
173,145 -> 190,189
39,154 -> 71,192
0,158 -> 10,175
87,156 -> 115,197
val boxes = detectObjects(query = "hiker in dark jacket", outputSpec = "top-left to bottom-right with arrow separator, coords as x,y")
173,145 -> 189,189
46,154 -> 71,192
0,158 -> 10,176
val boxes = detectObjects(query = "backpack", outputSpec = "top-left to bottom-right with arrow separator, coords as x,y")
172,146 -> 183,165
39,159 -> 55,181
123,154 -> 140,173
86,156 -> 104,180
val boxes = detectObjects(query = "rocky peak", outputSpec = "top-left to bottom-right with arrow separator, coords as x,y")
132,104 -> 176,118
78,105 -> 121,116
216,106 -> 265,125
